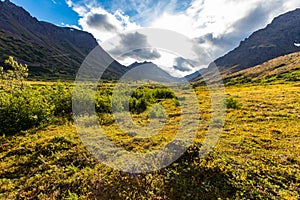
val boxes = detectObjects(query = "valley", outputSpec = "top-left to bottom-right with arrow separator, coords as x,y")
0,1 -> 299,199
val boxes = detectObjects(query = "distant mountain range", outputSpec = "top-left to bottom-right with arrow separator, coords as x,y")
191,8 -> 300,81
127,61 -> 180,82
0,0 -> 299,81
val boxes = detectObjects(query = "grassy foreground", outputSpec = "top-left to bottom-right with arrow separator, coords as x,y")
0,83 -> 299,199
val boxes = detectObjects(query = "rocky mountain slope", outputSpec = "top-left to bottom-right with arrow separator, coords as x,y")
0,0 -> 126,79
192,8 -> 300,81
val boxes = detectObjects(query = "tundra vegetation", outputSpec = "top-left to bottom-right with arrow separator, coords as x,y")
0,56 -> 299,199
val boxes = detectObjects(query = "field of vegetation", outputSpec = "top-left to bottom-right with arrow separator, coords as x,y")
0,57 -> 299,199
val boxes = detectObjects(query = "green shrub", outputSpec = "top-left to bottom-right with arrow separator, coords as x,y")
129,97 -> 148,114
95,95 -> 112,114
153,88 -> 175,99
173,98 -> 181,107
98,113 -> 115,125
0,56 -> 28,91
49,83 -> 72,118
0,89 -> 53,135
225,96 -> 241,109
129,87 -> 175,114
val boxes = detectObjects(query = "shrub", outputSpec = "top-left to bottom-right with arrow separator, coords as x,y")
49,83 -> 72,118
225,96 -> 241,109
153,88 -> 175,99
98,113 -> 115,125
95,95 -> 112,114
173,98 -> 181,107
0,89 -> 53,135
0,56 -> 28,92
129,97 -> 148,114
129,87 -> 176,114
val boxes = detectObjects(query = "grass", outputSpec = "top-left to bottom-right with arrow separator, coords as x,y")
1,81 -> 299,199
223,52 -> 300,86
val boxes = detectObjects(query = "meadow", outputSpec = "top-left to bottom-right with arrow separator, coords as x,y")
0,74 -> 299,199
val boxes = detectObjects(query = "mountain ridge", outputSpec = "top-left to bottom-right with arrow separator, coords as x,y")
191,8 -> 300,81
0,0 -> 127,79
1,1 -> 299,81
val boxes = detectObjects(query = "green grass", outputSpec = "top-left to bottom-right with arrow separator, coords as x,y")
261,68 -> 300,83
1,81 -> 299,199
224,52 -> 300,86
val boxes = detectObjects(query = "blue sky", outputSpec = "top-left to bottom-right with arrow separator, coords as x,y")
10,0 -> 79,26
8,0 -> 300,76
10,0 -> 192,28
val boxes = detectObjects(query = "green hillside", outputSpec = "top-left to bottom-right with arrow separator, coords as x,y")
0,1 -> 127,80
224,52 -> 300,85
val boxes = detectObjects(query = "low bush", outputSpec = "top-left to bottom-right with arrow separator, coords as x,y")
129,97 -> 148,114
0,89 -> 53,135
49,83 -> 73,118
129,86 -> 176,114
225,96 -> 241,109
95,94 -> 112,114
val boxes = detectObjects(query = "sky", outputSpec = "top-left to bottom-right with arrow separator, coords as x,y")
9,0 -> 300,77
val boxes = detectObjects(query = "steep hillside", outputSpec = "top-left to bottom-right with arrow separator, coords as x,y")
224,52 -> 300,85
0,0 -> 126,79
216,8 -> 300,74
191,8 -> 300,81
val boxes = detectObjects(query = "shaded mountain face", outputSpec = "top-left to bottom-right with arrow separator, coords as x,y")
127,61 -> 180,82
191,8 -> 300,81
0,0 -> 126,79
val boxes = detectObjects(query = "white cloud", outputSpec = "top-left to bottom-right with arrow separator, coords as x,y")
150,0 -> 300,60
65,0 -> 300,77
61,22 -> 82,30
67,24 -> 82,30
107,0 -> 178,25
65,0 -> 140,42
65,0 -> 73,7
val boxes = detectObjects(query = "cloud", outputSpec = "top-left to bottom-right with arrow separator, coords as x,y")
123,49 -> 161,60
150,0 -> 300,60
65,0 -> 73,7
104,0 -> 193,25
173,57 -> 194,72
109,32 -> 161,62
65,0 -> 89,16
86,13 -> 117,31
65,0 -> 300,76
61,22 -> 82,30
65,0 -> 140,41
67,25 -> 82,30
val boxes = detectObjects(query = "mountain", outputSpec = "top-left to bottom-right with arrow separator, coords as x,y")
127,61 -> 180,82
191,8 -> 300,82
0,0 -> 126,79
223,51 -> 300,85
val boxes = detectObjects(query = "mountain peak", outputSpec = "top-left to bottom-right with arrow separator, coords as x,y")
208,8 -> 300,76
2,0 -> 11,4
128,61 -> 153,69
0,1 -> 101,79
189,8 -> 300,82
